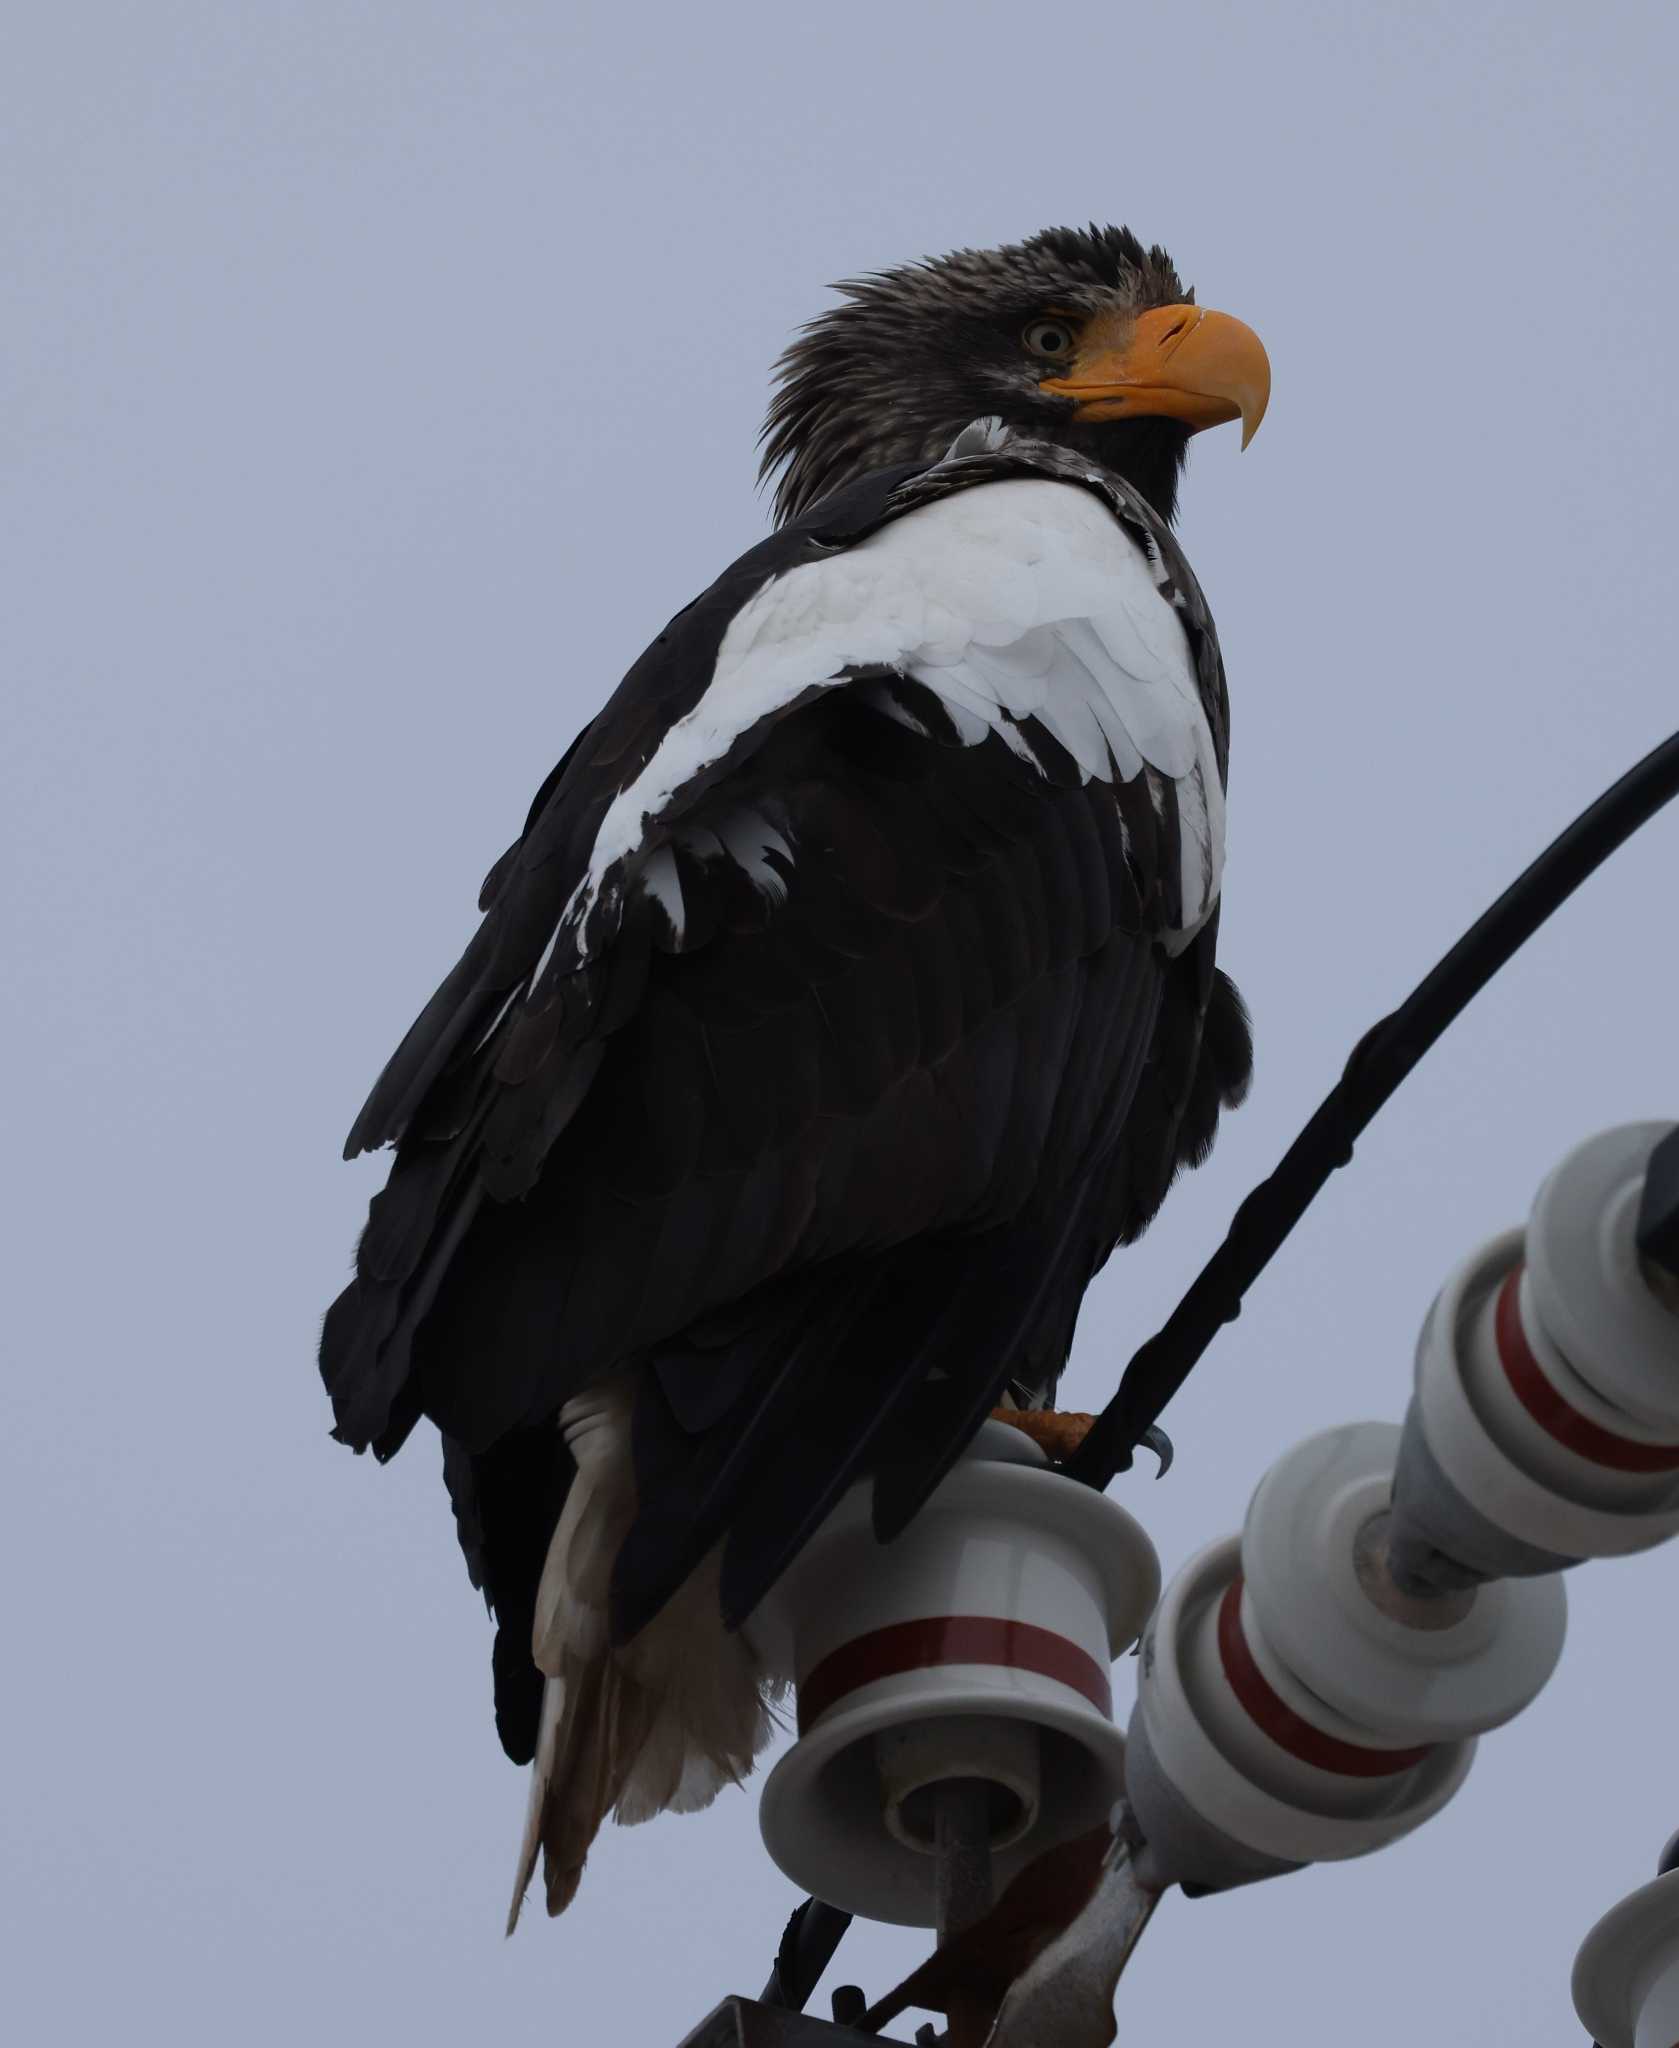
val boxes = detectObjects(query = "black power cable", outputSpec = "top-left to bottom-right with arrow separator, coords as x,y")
1063,728 -> 1679,1493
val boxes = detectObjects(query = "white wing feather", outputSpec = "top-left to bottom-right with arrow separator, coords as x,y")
569,477 -> 1223,950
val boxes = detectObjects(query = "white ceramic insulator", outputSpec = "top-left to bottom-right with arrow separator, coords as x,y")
1573,1867 -> 1679,2048
1456,1250 -> 1679,1516
748,1421 -> 1160,1928
1414,1145 -> 1679,1562
1129,1420 -> 1574,1880
1133,1533 -> 1475,1868
1244,1424 -> 1567,1744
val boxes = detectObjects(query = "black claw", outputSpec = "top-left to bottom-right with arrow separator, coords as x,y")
1140,1424 -> 1174,1478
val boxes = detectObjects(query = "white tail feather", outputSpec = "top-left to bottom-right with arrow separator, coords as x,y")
506,1674 -> 565,1934
504,1377 -> 782,1931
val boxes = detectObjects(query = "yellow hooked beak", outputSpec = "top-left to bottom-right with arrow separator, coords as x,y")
1039,303 -> 1271,448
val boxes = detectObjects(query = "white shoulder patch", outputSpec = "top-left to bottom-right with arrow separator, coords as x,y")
570,479 -> 1224,956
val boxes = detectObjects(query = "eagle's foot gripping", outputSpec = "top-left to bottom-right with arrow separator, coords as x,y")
986,1409 -> 1096,1460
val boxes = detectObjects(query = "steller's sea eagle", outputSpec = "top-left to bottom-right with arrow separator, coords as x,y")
320,224 -> 1268,1925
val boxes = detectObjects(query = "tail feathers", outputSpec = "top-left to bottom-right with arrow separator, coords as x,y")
506,1380 -> 781,1932
612,1549 -> 785,1823
506,1661 -> 616,1929
506,1614 -> 779,1931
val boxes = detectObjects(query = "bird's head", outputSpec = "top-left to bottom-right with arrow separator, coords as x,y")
761,223 -> 1269,527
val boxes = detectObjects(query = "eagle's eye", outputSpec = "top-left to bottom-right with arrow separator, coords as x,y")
1023,318 -> 1077,360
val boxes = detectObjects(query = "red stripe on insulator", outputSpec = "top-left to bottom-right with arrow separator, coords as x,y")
795,1616 -> 1112,1735
1494,1267 -> 1679,1474
1216,1578 -> 1434,1779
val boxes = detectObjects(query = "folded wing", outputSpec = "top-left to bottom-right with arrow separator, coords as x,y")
320,437 -> 1250,1759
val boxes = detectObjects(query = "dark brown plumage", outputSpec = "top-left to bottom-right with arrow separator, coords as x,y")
320,224 -> 1263,1919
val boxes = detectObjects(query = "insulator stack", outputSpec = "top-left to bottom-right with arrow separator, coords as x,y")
1127,1121 -> 1679,1898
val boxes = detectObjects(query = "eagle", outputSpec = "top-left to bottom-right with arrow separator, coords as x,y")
320,223 -> 1267,1927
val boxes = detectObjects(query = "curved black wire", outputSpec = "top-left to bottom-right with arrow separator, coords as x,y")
1063,728 -> 1679,1493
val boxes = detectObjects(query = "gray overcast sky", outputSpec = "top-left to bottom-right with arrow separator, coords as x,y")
7,2 -> 1677,2042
